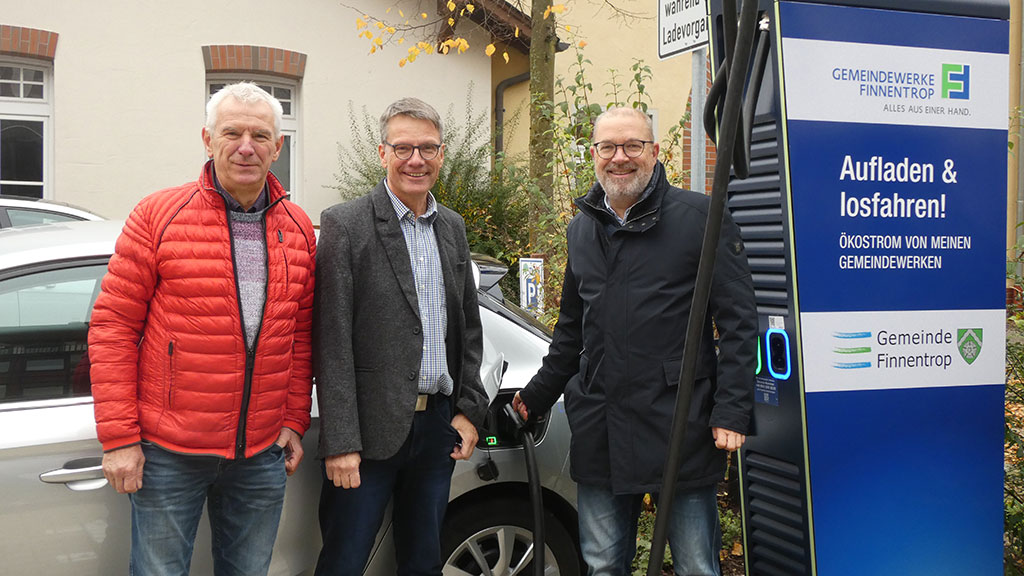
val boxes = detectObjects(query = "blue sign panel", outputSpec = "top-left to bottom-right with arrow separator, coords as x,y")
779,2 -> 1007,573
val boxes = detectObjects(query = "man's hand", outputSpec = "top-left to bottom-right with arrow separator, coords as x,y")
103,444 -> 146,494
275,428 -> 304,476
450,413 -> 478,460
325,452 -> 361,489
712,427 -> 746,452
511,391 -> 530,422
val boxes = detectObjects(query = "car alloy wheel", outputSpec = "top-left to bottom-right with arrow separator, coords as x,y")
441,498 -> 580,576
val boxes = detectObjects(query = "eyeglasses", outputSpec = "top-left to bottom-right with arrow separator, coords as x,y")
385,141 -> 442,160
593,139 -> 654,159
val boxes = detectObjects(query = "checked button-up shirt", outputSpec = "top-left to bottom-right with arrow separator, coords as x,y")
385,182 -> 453,396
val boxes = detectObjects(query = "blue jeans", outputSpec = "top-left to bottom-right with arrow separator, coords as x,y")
577,482 -> 722,576
128,442 -> 287,576
315,394 -> 460,576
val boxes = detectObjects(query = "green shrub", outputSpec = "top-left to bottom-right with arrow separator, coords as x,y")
1006,233 -> 1024,575
1005,339 -> 1024,575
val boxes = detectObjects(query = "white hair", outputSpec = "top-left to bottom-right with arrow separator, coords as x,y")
206,82 -> 283,137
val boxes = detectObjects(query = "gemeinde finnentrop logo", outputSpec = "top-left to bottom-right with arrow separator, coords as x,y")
957,328 -> 983,365
942,63 -> 971,100
829,327 -> 983,371
832,331 -> 872,370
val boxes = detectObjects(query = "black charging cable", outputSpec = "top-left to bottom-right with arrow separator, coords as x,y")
504,403 -> 546,576
645,0 -> 761,574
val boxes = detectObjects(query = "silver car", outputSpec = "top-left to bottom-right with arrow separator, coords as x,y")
0,220 -> 580,576
0,196 -> 103,228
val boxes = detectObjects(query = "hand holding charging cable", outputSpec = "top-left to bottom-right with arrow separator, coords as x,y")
511,391 -> 530,422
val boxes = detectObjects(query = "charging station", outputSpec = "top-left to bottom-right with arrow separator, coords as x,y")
706,1 -> 1010,574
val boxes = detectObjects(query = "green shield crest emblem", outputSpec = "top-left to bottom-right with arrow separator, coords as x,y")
957,329 -> 983,365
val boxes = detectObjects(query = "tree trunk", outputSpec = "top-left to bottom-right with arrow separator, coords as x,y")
528,0 -> 557,243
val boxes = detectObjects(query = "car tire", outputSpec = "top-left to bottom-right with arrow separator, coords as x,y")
441,497 -> 580,576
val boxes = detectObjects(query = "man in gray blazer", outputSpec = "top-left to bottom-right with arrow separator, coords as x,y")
313,97 -> 489,576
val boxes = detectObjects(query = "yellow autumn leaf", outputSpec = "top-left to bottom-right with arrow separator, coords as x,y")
356,18 -> 367,30
565,25 -> 572,32
385,7 -> 391,13
448,17 -> 455,26
408,53 -> 417,63
550,4 -> 567,14
418,41 -> 430,50
421,12 -> 428,19
442,45 -> 450,54
399,9 -> 404,17
503,51 -> 509,64
578,40 -> 587,48
425,44 -> 435,54
447,0 -> 456,11
484,43 -> 496,56
375,21 -> 384,29
467,4 -> 475,13
387,27 -> 396,34
374,36 -> 383,46
397,38 -> 405,44
408,46 -> 419,55
543,7 -> 551,19
370,45 -> 377,54
514,26 -> 520,38
399,58 -> 407,67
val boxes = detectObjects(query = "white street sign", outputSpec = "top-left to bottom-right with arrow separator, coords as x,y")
658,0 -> 709,60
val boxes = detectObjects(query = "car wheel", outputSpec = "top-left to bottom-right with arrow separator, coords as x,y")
441,498 -> 580,576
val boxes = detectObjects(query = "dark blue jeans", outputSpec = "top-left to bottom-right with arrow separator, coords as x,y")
128,442 -> 287,576
577,482 -> 722,576
315,395 -> 460,576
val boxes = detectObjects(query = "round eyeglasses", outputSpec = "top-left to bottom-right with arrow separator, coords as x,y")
385,141 -> 442,160
593,139 -> 654,159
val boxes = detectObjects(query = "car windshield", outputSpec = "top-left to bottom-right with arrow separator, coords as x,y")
478,290 -> 552,341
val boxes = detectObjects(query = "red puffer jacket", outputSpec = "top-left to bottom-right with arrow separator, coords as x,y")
89,162 -> 316,458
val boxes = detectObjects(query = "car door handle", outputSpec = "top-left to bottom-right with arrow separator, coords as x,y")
40,457 -> 106,490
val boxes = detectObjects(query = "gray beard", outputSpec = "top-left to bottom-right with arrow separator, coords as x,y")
597,163 -> 653,208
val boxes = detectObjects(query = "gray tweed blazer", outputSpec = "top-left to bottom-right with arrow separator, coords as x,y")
313,181 -> 488,460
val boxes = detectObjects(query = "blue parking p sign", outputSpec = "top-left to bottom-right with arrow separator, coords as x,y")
519,258 -> 544,315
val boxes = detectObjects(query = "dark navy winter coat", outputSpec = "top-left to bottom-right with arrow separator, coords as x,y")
519,162 -> 757,494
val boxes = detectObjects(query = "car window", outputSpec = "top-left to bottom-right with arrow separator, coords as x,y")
6,208 -> 84,227
0,263 -> 107,402
477,290 -> 553,341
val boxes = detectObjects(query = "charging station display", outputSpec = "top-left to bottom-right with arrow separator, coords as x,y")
779,3 -> 1007,573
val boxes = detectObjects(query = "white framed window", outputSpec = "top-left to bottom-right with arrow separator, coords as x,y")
0,59 -> 52,199
207,77 -> 300,202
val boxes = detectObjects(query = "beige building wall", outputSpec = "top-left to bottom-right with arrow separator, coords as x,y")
498,1 -> 693,163
1,0 -> 493,223
491,48 -> 531,164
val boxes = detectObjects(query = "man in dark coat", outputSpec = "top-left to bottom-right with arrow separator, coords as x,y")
313,97 -> 489,575
513,107 -> 757,576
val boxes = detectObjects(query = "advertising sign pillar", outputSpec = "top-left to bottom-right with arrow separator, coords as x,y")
785,4 -> 1007,573
708,1 -> 1010,573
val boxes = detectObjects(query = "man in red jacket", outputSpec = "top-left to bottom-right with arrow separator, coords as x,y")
88,82 -> 316,576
